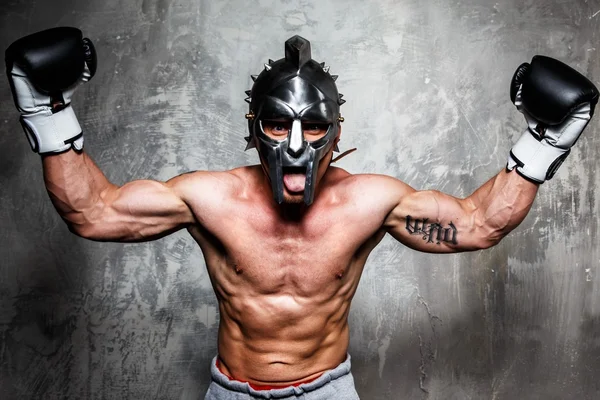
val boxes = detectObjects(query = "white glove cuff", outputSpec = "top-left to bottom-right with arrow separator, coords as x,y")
20,105 -> 84,154
506,130 -> 569,183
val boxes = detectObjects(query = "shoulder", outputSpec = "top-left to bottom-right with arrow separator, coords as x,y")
166,169 -> 241,189
322,168 -> 416,215
165,166 -> 259,203
327,168 -> 415,198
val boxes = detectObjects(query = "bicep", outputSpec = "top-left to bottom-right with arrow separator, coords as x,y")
83,174 -> 195,242
383,189 -> 484,253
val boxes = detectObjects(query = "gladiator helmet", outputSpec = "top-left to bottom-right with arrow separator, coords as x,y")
244,35 -> 345,205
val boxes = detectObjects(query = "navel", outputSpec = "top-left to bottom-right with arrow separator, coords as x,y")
335,270 -> 344,279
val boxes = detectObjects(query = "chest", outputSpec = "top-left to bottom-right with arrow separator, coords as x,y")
192,200 -> 384,296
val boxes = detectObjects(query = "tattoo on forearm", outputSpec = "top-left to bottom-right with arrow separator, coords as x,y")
405,215 -> 458,245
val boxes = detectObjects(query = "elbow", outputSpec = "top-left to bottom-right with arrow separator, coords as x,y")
67,222 -> 123,242
65,219 -> 138,242
476,237 -> 501,250
59,209 -> 96,239
65,220 -> 98,240
469,206 -> 513,251
62,198 -> 118,241
64,215 -> 115,241
474,226 -> 509,250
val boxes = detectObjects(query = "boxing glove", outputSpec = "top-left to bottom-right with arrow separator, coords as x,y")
506,56 -> 599,183
5,27 -> 97,154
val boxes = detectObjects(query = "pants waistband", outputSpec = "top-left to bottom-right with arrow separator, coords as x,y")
215,358 -> 323,391
209,354 -> 353,398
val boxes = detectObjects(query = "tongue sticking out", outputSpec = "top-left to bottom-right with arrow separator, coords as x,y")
283,173 -> 306,193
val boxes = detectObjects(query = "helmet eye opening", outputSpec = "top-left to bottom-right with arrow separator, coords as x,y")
260,119 -> 293,142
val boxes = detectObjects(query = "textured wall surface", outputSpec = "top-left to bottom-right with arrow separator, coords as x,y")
1,0 -> 600,399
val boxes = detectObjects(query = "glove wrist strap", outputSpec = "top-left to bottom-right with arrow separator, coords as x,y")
506,130 -> 569,183
20,105 -> 84,154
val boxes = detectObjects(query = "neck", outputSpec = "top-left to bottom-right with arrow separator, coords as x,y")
277,202 -> 309,221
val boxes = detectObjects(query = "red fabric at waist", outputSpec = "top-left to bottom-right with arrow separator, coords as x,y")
216,358 -> 322,391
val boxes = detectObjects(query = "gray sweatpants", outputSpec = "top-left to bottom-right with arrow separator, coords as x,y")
204,354 -> 360,399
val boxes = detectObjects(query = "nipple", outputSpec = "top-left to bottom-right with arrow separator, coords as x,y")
227,255 -> 243,275
233,263 -> 243,274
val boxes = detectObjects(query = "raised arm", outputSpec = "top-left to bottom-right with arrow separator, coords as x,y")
5,27 -> 216,242
384,55 -> 598,253
383,170 -> 537,253
43,150 -> 197,242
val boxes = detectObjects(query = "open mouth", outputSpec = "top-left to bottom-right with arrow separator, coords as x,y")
282,166 -> 307,193
282,166 -> 306,175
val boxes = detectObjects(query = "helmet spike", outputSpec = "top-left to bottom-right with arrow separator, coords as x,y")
251,74 -> 258,82
264,63 -> 272,71
331,75 -> 338,81
323,65 -> 330,73
245,97 -> 251,104
244,136 -> 256,150
245,90 -> 252,96
285,36 -> 312,68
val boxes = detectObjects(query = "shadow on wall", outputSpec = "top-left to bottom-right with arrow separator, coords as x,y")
347,245 -> 563,400
0,217 -> 91,398
1,223 -> 219,399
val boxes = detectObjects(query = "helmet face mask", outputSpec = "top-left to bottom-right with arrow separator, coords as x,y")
244,36 -> 345,206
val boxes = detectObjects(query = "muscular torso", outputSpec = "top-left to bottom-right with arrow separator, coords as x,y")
185,166 -> 391,385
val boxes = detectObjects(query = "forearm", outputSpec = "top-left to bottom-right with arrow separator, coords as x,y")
42,150 -> 116,233
465,168 -> 538,246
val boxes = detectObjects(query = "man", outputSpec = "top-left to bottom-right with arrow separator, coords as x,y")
5,27 -> 598,399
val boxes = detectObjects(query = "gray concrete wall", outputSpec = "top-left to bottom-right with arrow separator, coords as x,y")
1,0 -> 600,399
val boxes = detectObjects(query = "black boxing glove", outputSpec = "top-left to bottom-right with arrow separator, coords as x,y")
506,56 -> 599,183
5,27 -> 97,154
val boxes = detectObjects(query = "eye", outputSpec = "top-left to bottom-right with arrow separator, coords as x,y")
302,123 -> 329,134
263,121 -> 291,137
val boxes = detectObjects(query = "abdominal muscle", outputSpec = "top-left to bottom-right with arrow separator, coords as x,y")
214,284 -> 354,386
185,167 -> 382,386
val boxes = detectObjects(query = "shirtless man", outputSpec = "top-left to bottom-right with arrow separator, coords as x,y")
6,28 -> 598,399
